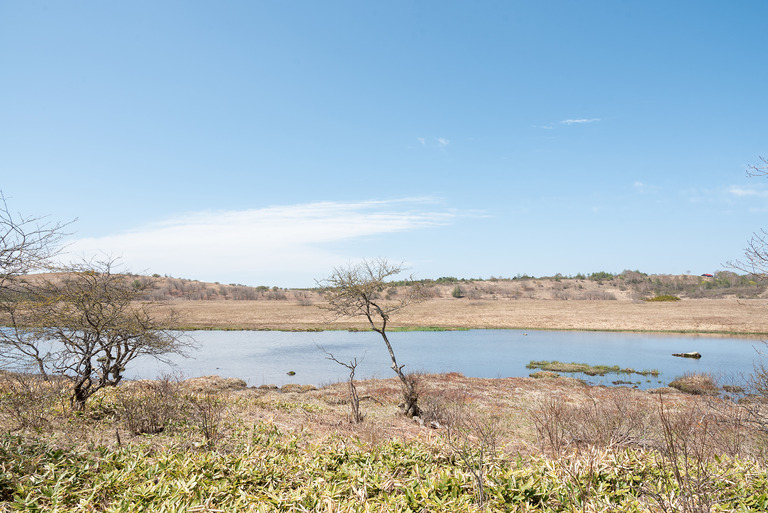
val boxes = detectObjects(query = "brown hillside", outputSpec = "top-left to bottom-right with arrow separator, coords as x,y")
12,271 -> 768,333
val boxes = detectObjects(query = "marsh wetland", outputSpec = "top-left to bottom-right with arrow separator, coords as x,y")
130,329 -> 764,390
3,277 -> 768,511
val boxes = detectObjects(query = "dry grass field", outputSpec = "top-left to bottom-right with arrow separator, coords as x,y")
164,297 -> 768,334
23,271 -> 768,333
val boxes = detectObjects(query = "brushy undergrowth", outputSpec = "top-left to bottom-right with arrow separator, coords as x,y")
1,426 -> 767,512
1,372 -> 768,512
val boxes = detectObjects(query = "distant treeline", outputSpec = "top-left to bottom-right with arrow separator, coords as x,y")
128,275 -> 317,303
410,270 -> 766,300
128,270 -> 766,302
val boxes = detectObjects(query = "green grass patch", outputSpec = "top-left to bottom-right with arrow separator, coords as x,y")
348,326 -> 470,332
529,370 -> 560,379
390,326 -> 470,332
644,294 -> 681,302
526,361 -> 659,377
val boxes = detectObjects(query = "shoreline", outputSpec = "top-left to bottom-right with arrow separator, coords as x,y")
172,325 -> 768,337
160,297 -> 768,336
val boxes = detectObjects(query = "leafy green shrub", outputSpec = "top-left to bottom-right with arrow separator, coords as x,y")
451,285 -> 463,298
645,294 -> 681,302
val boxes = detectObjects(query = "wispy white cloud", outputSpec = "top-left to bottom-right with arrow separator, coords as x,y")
560,118 -> 600,125
437,137 -> 450,148
416,137 -> 426,146
728,185 -> 768,198
66,199 -> 458,286
633,181 -> 659,194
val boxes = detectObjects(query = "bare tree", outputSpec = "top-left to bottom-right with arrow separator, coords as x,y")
320,258 -> 423,417
321,347 -> 364,423
0,193 -> 71,372
726,157 -> 768,446
0,192 -> 70,287
743,357 -> 768,437
730,157 -> 768,275
11,258 -> 192,410
0,295 -> 52,377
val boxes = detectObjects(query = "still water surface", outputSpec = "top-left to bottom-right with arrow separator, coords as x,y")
129,330 -> 767,389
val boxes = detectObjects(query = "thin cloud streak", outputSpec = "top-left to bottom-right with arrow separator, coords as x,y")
728,186 -> 768,198
66,199 -> 458,286
560,118 -> 600,125
633,181 -> 660,194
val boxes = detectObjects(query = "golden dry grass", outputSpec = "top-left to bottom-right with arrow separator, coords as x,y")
237,372 -> 761,461
235,374 -> 593,450
161,297 -> 768,334
0,371 -> 690,452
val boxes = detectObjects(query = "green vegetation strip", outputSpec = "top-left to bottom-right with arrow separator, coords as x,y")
175,326 -> 469,333
527,360 -> 659,376
644,294 -> 681,302
166,326 -> 768,336
387,326 -> 470,332
346,326 -> 469,332
1,427 -> 766,512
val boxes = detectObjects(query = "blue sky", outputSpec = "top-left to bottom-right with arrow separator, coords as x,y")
1,1 -> 767,287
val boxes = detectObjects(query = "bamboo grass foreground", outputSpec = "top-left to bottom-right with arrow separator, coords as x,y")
1,425 -> 767,512
2,371 -> 768,512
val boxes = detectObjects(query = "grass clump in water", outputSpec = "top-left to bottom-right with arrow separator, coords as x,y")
527,360 -> 659,377
529,370 -> 561,379
668,372 -> 720,395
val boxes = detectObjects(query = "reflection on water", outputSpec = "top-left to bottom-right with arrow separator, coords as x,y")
128,330 -> 766,389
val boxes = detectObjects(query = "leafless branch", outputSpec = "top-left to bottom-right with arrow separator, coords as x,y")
318,258 -> 424,416
747,156 -> 768,179
320,346 -> 364,423
0,191 -> 73,287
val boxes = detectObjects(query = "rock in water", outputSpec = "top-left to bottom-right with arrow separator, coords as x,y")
672,351 -> 702,359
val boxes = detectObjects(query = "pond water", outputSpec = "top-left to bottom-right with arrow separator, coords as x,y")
128,330 -> 768,389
